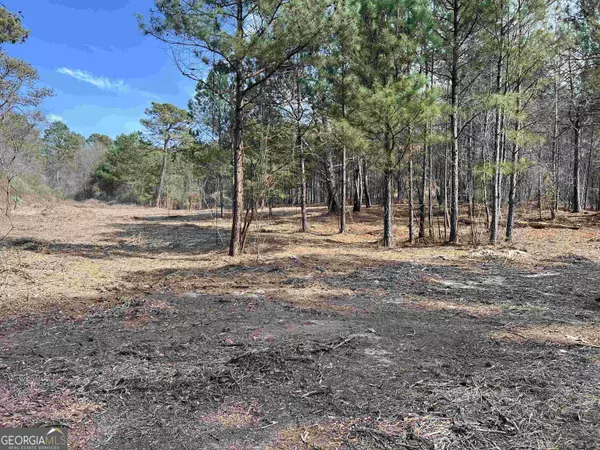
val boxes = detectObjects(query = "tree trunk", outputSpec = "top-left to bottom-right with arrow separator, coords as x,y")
506,138 -> 519,240
419,131 -> 427,240
363,160 -> 372,208
295,67 -> 308,232
353,158 -> 363,212
325,146 -> 339,213
490,34 -> 505,244
409,158 -> 415,244
340,144 -> 347,233
467,121 -> 476,244
506,84 -> 521,241
443,144 -> 449,240
299,136 -> 308,232
156,147 -> 168,208
537,146 -> 543,219
467,122 -> 475,220
428,142 -> 434,239
228,71 -> 244,257
584,125 -> 594,211
551,77 -> 559,219
481,111 -> 491,228
449,0 -> 460,244
490,107 -> 503,244
572,116 -> 582,213
383,170 -> 393,247
219,175 -> 224,219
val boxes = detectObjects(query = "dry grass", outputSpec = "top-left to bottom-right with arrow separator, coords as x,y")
491,324 -> 600,347
265,415 -> 453,449
123,299 -> 175,329
200,400 -> 260,429
265,283 -> 361,312
1,200 -> 599,317
398,296 -> 503,318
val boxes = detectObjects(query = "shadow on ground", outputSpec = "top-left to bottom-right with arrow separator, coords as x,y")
4,220 -> 228,258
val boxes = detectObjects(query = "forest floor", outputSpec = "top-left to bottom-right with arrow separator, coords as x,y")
1,200 -> 599,449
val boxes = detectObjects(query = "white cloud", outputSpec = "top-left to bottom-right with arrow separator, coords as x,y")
83,44 -> 104,53
82,44 -> 120,54
47,114 -> 65,123
57,67 -> 129,93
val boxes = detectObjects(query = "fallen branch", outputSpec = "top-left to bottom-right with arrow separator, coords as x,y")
307,335 -> 356,353
301,389 -> 329,398
516,221 -> 580,230
331,335 -> 356,350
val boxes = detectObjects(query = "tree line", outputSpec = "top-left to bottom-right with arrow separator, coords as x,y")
1,1 -> 599,256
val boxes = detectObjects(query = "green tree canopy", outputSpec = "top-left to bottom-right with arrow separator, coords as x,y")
0,6 -> 29,45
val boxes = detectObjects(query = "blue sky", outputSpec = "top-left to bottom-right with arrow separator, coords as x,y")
3,0 -> 197,138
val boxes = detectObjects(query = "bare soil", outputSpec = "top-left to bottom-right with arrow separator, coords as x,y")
1,201 -> 599,449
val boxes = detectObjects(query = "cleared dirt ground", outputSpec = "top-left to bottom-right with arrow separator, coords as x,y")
1,201 -> 599,449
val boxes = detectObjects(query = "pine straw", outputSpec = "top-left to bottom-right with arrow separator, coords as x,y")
491,324 -> 600,348
0,381 -> 102,449
265,415 -> 453,450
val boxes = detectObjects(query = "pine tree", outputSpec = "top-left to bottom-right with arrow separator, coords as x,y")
141,102 -> 191,208
140,0 -> 334,255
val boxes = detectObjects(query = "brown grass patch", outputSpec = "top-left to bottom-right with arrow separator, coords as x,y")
123,298 -> 175,329
265,415 -> 452,449
400,296 -> 502,318
491,324 -> 600,347
267,283 -> 359,312
200,400 -> 260,429
123,311 -> 157,329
